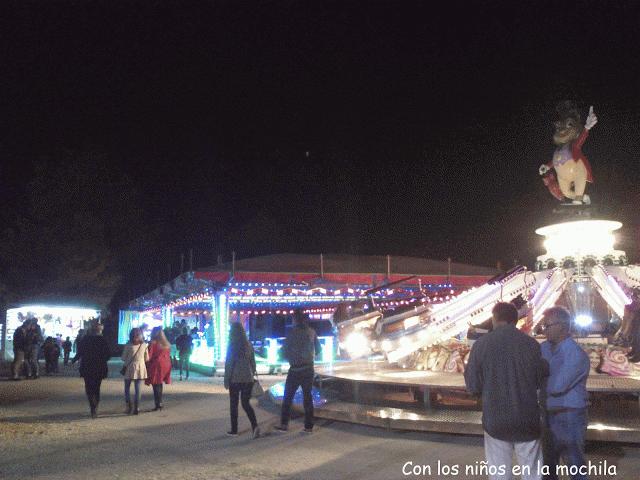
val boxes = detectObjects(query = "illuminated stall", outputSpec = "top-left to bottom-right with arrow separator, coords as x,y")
119,254 -> 496,374
2,304 -> 100,360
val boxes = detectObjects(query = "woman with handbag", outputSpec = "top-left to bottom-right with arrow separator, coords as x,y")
121,328 -> 149,415
224,322 -> 260,438
145,326 -> 172,411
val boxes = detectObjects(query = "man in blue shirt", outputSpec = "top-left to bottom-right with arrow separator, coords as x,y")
540,306 -> 590,480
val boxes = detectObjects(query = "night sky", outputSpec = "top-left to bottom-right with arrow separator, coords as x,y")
2,1 -> 640,301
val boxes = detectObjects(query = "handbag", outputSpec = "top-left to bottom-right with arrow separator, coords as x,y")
121,344 -> 143,376
251,375 -> 265,398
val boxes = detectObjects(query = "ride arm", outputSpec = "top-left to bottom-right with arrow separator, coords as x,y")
590,265 -> 631,318
385,268 -> 544,363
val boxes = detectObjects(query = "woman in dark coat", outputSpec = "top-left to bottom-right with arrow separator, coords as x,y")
72,321 -> 111,418
224,322 -> 259,438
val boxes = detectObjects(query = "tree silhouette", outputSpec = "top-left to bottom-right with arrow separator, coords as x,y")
0,150 -> 145,308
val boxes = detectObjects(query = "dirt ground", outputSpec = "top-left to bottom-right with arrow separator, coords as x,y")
1,360 -> 639,480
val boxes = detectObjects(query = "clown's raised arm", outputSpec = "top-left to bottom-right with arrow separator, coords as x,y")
585,105 -> 597,130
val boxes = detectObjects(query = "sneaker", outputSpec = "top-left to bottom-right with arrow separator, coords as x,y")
252,427 -> 261,439
226,431 -> 238,436
273,424 -> 288,432
302,427 -> 313,434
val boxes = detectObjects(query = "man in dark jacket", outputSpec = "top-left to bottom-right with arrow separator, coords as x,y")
275,310 -> 322,433
62,336 -> 73,365
464,302 -> 547,480
175,328 -> 193,380
72,321 -> 111,418
24,318 -> 43,379
11,321 -> 28,380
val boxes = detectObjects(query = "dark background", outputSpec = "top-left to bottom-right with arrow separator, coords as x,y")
1,0 -> 640,310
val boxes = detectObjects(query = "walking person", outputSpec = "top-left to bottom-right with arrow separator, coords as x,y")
175,327 -> 193,380
24,318 -> 43,379
72,321 -> 111,418
11,320 -> 28,380
540,306 -> 591,480
224,322 -> 260,438
464,302 -> 548,480
145,326 -> 172,411
122,328 -> 148,415
62,336 -> 73,365
275,309 -> 321,434
73,329 -> 85,354
43,337 -> 61,374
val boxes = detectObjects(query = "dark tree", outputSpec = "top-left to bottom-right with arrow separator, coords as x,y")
0,150 -> 146,308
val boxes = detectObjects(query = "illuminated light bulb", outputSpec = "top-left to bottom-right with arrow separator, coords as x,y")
343,332 -> 369,358
575,314 -> 593,327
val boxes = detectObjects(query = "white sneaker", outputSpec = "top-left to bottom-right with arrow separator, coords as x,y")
572,199 -> 582,205
252,427 -> 261,439
583,194 -> 591,205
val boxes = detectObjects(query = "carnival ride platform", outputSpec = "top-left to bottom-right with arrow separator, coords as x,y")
267,360 -> 640,443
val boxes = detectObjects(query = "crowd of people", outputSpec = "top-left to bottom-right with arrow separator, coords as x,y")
465,303 -> 590,480
8,310 -> 322,440
8,304 -> 591,474
11,317 -> 78,380
11,317 -> 44,380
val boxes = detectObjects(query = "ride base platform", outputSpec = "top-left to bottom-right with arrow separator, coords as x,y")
267,360 -> 640,443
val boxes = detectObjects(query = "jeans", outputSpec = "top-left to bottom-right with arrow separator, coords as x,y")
229,382 -> 258,433
45,357 -> 58,373
484,431 -> 542,480
63,351 -> 71,365
152,384 -> 164,408
544,409 -> 588,480
281,367 -> 315,430
179,353 -> 190,378
84,376 -> 103,412
124,379 -> 142,406
25,347 -> 39,377
11,350 -> 25,379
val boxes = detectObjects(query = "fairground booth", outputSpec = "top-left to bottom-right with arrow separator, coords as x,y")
1,303 -> 101,360
119,254 -> 497,374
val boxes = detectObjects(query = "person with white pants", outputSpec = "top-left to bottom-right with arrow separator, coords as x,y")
465,302 -> 548,480
484,431 -> 542,480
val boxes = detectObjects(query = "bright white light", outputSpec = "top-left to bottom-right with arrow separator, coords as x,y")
536,220 -> 621,259
7,305 -> 100,340
344,332 -> 369,358
577,285 -> 585,293
403,315 -> 419,329
575,314 -> 593,327
381,339 -> 393,352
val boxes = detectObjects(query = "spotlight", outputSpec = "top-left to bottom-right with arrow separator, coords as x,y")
344,332 -> 369,358
575,314 -> 592,327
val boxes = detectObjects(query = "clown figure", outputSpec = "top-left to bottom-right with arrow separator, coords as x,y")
539,102 -> 597,204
